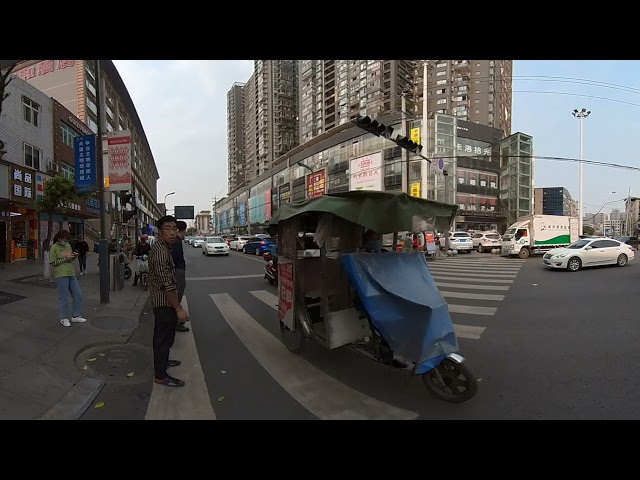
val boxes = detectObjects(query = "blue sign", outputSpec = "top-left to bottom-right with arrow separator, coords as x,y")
238,202 -> 246,227
74,134 -> 97,192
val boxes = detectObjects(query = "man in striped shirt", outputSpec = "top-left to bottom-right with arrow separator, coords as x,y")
148,215 -> 189,388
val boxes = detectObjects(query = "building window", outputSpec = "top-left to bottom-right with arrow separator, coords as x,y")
61,163 -> 75,180
61,123 -> 77,147
24,144 -> 42,170
436,71 -> 446,76
23,96 -> 40,127
436,79 -> 447,85
437,98 -> 447,105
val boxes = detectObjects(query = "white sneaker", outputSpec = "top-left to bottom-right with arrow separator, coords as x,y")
60,318 -> 71,327
71,316 -> 87,323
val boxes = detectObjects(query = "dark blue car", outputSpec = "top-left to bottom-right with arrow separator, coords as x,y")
242,236 -> 276,256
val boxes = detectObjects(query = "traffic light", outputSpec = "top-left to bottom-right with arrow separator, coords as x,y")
119,190 -> 137,223
394,135 -> 423,155
120,191 -> 133,206
123,210 -> 137,223
352,115 -> 394,138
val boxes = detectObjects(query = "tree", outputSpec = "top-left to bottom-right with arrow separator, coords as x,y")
37,176 -> 86,279
0,63 -> 18,120
583,225 -> 595,236
186,226 -> 197,236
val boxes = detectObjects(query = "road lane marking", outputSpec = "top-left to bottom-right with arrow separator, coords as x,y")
187,274 -> 264,281
145,296 -> 217,420
429,265 -> 523,273
428,270 -> 517,278
431,275 -> 514,283
210,293 -> 418,420
448,304 -> 497,316
436,282 -> 510,291
250,290 -> 487,340
440,291 -> 504,301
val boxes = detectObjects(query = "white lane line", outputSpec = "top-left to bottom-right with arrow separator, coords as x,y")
430,267 -> 522,274
448,304 -> 497,316
210,293 -> 418,420
230,251 -> 265,263
430,263 -> 523,270
432,275 -> 514,284
436,282 -> 510,291
145,296 -> 217,421
429,270 -> 517,278
454,324 -> 486,340
438,260 -> 525,265
187,274 -> 264,281
250,290 -> 487,342
440,291 -> 504,301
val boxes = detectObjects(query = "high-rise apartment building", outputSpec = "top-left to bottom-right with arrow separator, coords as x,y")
227,82 -> 245,193
299,60 -> 416,144
413,60 -> 513,138
533,187 -> 574,216
240,60 -> 298,186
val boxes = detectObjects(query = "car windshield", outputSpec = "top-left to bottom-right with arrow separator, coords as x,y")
567,239 -> 590,249
453,233 -> 471,238
207,237 -> 223,243
486,234 -> 500,239
505,228 -> 516,235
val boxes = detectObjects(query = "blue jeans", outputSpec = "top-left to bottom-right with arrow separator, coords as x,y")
56,276 -> 83,320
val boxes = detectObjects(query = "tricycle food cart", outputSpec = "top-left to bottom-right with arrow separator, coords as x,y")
267,191 -> 478,403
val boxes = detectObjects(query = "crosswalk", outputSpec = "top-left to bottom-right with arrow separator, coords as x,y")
425,255 -> 526,340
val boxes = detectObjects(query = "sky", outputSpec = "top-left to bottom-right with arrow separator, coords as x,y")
114,60 -> 640,218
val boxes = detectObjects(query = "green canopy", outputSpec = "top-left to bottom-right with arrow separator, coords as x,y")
269,191 -> 457,234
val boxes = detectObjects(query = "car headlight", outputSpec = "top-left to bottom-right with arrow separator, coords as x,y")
552,253 -> 568,259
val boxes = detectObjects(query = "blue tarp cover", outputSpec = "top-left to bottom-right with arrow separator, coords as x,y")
340,252 -> 458,374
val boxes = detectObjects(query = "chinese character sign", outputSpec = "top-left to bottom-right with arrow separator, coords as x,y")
410,182 -> 421,198
349,152 -> 383,191
410,127 -> 421,145
107,130 -> 132,192
74,134 -> 97,192
306,169 -> 326,198
455,138 -> 492,158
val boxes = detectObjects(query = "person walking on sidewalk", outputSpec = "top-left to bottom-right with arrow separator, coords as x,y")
172,221 -> 189,333
74,235 -> 90,276
50,230 -> 87,328
148,215 -> 189,388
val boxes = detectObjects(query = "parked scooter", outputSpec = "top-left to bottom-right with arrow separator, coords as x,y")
137,254 -> 149,290
263,251 -> 278,286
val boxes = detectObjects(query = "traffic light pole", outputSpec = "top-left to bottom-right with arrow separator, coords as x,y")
401,94 -> 409,195
95,60 -> 110,304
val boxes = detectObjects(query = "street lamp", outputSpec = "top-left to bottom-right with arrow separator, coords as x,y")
572,108 -> 591,236
163,191 -> 176,205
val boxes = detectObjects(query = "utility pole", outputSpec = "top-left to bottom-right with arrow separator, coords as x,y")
95,60 -> 109,304
572,108 -> 591,236
401,94 -> 408,194
421,61 -> 430,200
443,168 -> 450,252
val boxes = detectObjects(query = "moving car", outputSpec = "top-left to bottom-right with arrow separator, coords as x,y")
471,231 -> 501,253
543,237 -> 634,272
243,236 -> 276,255
616,235 -> 639,250
202,236 -> 230,256
192,236 -> 205,248
229,236 -> 251,251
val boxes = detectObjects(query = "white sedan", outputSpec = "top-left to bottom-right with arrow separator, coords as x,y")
543,237 -> 634,272
202,236 -> 230,256
229,236 -> 251,251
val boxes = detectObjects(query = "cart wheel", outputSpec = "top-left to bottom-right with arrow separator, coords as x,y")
279,317 -> 306,354
422,358 -> 477,403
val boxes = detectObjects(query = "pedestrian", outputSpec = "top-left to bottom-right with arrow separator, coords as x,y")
172,220 -> 189,333
50,230 -> 87,327
74,235 -> 90,275
148,215 -> 189,388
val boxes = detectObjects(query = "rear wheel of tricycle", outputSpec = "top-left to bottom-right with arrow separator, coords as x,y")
422,359 -> 478,403
279,317 -> 306,354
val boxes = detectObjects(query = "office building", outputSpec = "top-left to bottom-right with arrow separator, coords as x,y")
533,187 -> 574,216
413,60 -> 513,138
227,82 -> 246,192
499,132 -> 534,226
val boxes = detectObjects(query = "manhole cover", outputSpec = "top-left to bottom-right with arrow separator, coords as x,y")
0,290 -> 26,306
77,344 -> 152,385
91,315 -> 136,332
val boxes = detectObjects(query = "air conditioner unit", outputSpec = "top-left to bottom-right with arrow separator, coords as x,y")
47,160 -> 59,173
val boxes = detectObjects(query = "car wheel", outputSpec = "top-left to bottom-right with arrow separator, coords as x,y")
256,248 -> 261,256
567,256 -> 581,272
242,246 -> 246,253
617,254 -> 628,267
478,244 -> 484,253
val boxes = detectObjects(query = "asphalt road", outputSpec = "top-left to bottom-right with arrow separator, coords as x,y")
176,244 -> 640,420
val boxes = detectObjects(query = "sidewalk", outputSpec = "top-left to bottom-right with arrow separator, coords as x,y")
0,253 -> 150,420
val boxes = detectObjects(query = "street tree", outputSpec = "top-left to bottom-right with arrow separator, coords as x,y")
186,226 -> 197,236
37,175 -> 86,279
0,63 -> 18,120
583,225 -> 595,236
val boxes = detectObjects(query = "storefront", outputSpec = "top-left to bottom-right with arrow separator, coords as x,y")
38,196 -> 100,250
0,162 -> 40,262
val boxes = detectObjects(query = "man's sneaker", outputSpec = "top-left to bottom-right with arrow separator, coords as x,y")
60,318 -> 71,327
154,375 -> 185,388
71,316 -> 87,323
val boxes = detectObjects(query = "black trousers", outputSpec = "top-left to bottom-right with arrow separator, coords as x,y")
153,307 -> 178,379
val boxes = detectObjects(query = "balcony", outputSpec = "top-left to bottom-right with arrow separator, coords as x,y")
453,60 -> 470,74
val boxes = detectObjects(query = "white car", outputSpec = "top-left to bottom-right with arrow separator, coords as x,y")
229,236 -> 251,251
472,232 -> 502,253
202,236 -> 230,256
192,237 -> 205,248
440,231 -> 474,252
543,237 -> 634,272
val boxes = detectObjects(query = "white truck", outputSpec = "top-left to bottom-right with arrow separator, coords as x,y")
501,215 -> 579,259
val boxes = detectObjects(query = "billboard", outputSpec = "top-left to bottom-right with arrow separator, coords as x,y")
249,189 -> 272,224
174,206 -> 195,219
238,202 -> 247,227
107,130 -> 132,191
74,134 -> 97,192
278,183 -> 291,206
306,168 -> 326,198
349,152 -> 383,191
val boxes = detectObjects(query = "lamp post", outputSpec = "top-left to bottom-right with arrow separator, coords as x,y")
163,191 -> 175,209
572,108 -> 591,236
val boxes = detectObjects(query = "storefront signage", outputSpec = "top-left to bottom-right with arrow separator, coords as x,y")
15,60 -> 75,81
306,169 -> 326,198
10,167 -> 34,203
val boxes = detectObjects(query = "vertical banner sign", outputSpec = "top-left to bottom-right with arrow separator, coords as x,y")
278,261 -> 295,329
410,127 -> 421,145
306,168 -> 326,198
410,182 -> 421,197
74,134 -> 97,192
350,153 -> 383,191
107,130 -> 132,191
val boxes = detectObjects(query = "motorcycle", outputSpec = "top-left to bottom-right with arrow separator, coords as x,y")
263,251 -> 278,286
137,254 -> 149,290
